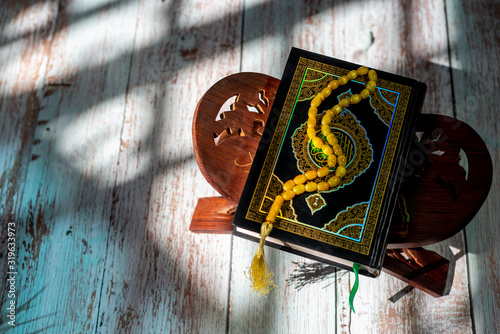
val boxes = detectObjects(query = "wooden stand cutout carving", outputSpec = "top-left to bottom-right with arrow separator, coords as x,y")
191,72 -> 493,297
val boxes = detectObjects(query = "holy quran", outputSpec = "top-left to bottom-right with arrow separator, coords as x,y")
233,48 -> 427,277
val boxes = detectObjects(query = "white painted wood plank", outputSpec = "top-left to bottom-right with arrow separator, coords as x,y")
1,0 -> 140,332
341,234 -> 472,333
230,238 -> 338,334
96,1 -> 243,332
0,0 -> 59,330
446,1 -> 500,333
240,0 -> 452,112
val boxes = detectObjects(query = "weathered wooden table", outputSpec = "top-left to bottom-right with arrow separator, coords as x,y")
1,1 -> 498,333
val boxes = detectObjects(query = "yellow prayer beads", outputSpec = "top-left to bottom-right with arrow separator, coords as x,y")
336,166 -> 347,178
350,94 -> 361,105
321,124 -> 331,137
358,66 -> 369,75
321,87 -> 332,97
308,107 -> 317,118
333,144 -> 342,155
321,144 -> 333,155
318,181 -> 330,191
282,190 -> 295,201
312,137 -> 324,148
307,127 -> 316,139
305,182 -> 318,192
305,67 -> 377,169
305,170 -> 318,180
332,104 -> 342,114
328,175 -> 340,187
283,179 -> 296,191
347,70 -> 358,80
317,166 -> 330,177
339,98 -> 350,107
327,155 -> 337,168
294,174 -> 307,184
326,133 -> 338,145
360,89 -> 370,99
293,184 -> 305,195
328,80 -> 339,90
265,67 -> 378,224
311,96 -> 322,107
274,195 -> 284,206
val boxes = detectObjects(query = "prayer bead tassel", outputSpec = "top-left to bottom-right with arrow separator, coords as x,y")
246,223 -> 278,296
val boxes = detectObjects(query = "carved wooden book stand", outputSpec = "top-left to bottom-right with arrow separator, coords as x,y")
191,73 -> 493,297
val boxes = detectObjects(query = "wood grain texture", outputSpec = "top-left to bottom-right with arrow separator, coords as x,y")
190,197 -> 235,234
339,234 -> 473,334
94,0 -> 242,332
383,248 -> 450,298
0,0 -> 58,292
0,0 -> 60,330
387,114 -> 493,248
193,72 -> 279,204
0,0 -> 140,332
446,1 -> 500,333
230,238 -> 338,334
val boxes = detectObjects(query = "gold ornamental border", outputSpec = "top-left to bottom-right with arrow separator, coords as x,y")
246,57 -> 412,255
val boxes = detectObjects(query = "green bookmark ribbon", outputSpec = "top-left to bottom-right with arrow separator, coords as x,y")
349,263 -> 360,313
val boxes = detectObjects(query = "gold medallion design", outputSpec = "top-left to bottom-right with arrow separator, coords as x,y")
324,202 -> 369,239
305,194 -> 326,215
307,127 -> 355,168
292,110 -> 373,190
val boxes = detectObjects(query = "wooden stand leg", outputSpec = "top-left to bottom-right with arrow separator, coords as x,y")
190,197 -> 236,234
382,248 -> 449,297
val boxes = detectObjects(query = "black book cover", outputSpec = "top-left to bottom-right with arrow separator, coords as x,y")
233,48 -> 426,275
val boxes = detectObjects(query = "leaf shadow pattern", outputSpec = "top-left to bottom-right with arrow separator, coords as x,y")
0,286 -> 55,333
286,261 -> 345,291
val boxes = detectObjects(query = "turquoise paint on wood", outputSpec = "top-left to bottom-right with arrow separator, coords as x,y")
0,0 -> 57,273
0,0 -> 60,330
